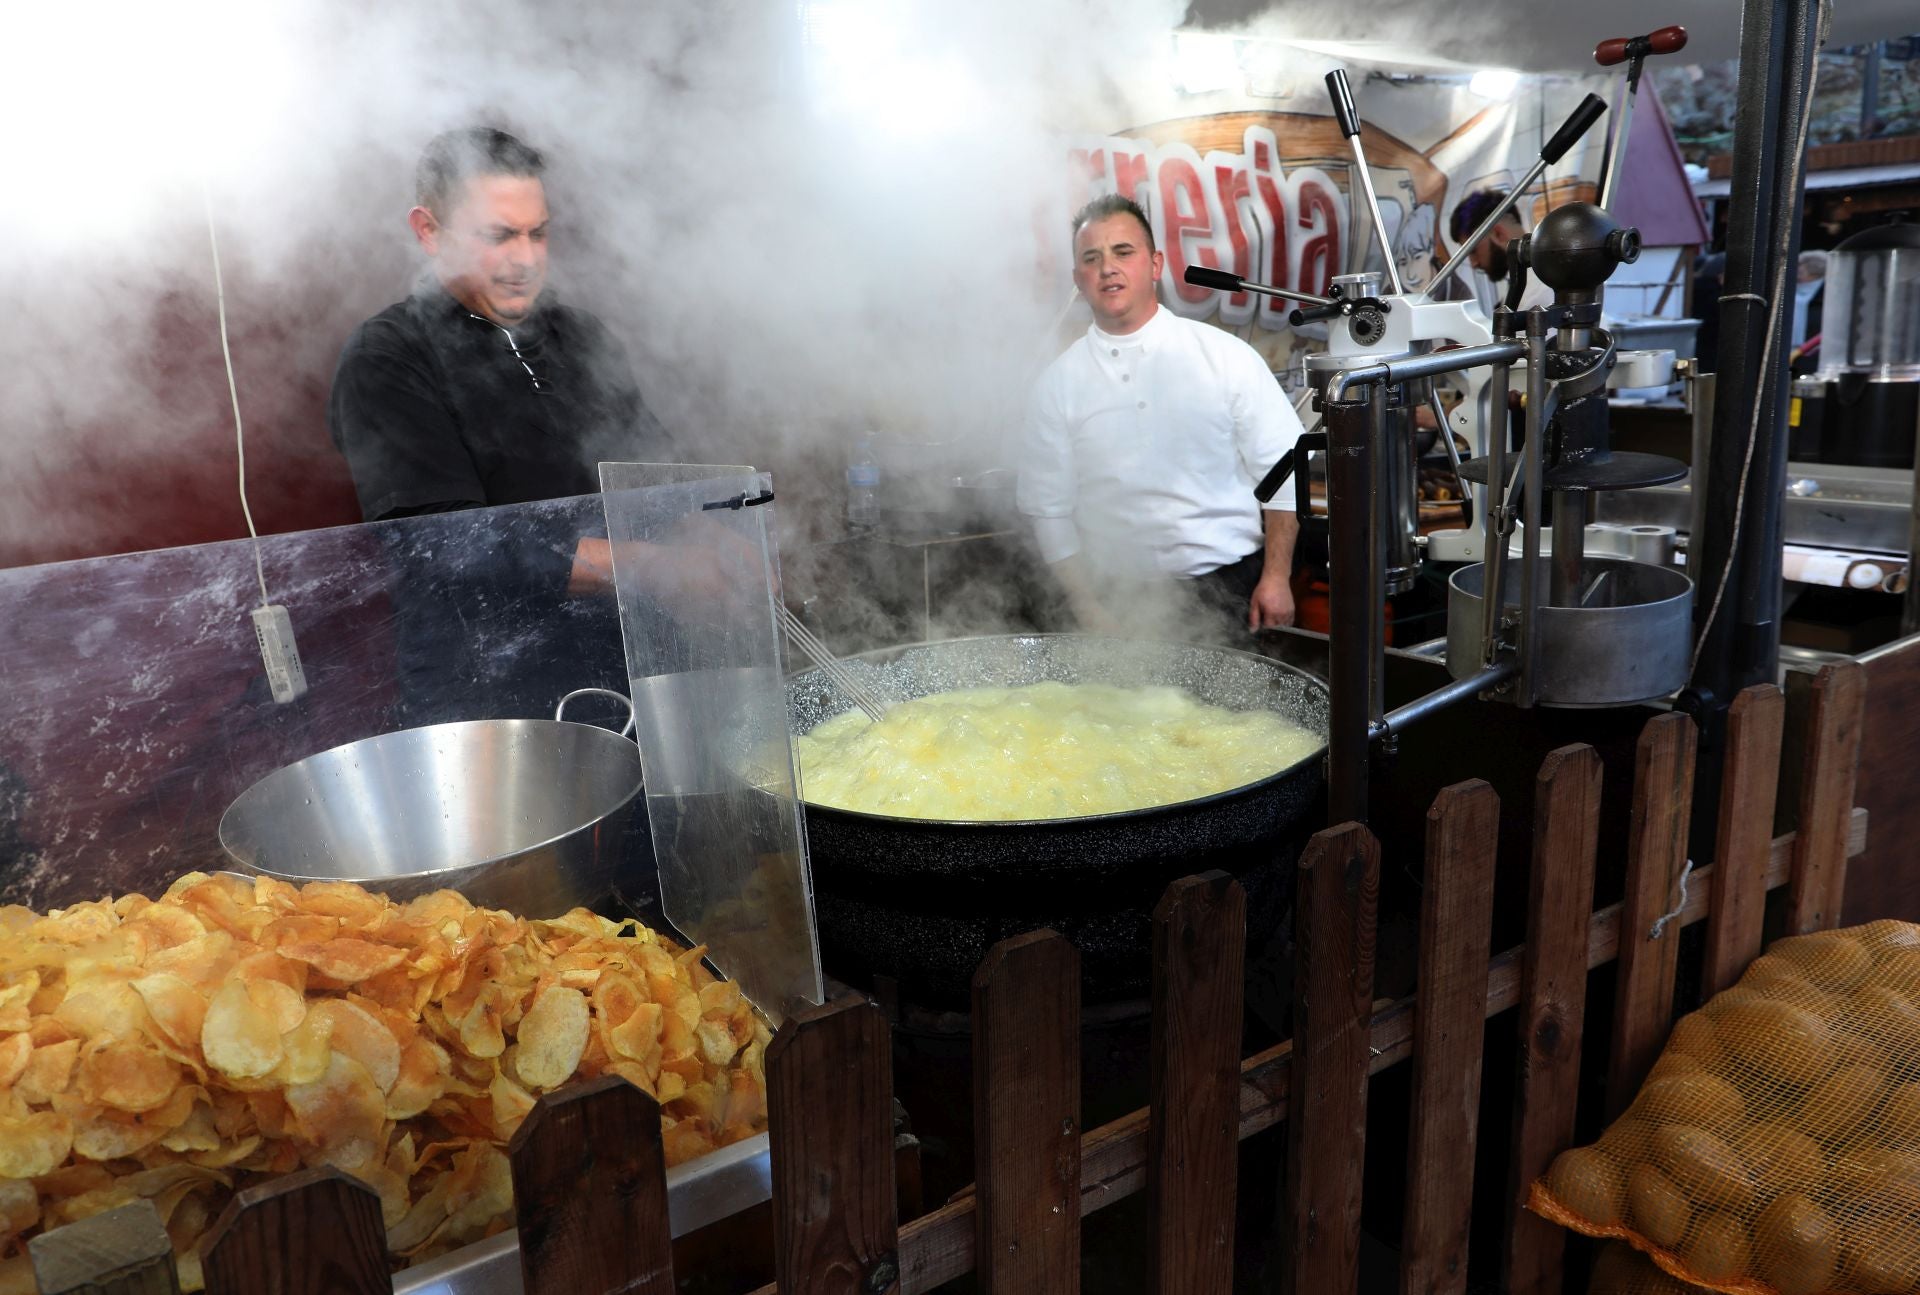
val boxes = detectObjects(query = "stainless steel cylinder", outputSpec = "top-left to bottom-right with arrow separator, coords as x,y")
1447,557 -> 1694,707
1381,403 -> 1422,596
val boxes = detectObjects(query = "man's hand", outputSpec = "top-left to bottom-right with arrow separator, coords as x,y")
1248,571 -> 1296,630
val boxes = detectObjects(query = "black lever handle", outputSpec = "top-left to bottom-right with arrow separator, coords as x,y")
1255,449 -> 1296,504
1507,236 -> 1533,311
1183,265 -> 1245,293
1324,69 -> 1360,139
1541,93 -> 1608,165
1254,431 -> 1330,508
1288,302 -> 1351,327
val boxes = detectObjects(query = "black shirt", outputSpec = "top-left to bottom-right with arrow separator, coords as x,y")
327,280 -> 662,728
328,279 -> 666,521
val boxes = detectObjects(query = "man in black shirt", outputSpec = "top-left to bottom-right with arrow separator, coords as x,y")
327,129 -> 715,729
330,127 -> 666,523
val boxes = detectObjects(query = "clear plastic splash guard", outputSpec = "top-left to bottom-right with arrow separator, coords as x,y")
597,463 -> 823,1024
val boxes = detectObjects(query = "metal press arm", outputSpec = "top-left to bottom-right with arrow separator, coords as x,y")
1181,264 -> 1334,310
1325,68 -> 1405,296
1595,25 -> 1690,211
1423,93 -> 1609,300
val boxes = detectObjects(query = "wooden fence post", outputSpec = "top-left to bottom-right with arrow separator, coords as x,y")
27,1200 -> 178,1295
1284,821 -> 1380,1295
200,1166 -> 389,1295
509,1075 -> 674,1295
973,929 -> 1082,1294
1607,711 -> 1699,1117
1402,780 -> 1499,1295
767,995 -> 900,1295
1786,660 -> 1867,934
1149,872 -> 1246,1295
1503,744 -> 1603,1295
1702,684 -> 1785,997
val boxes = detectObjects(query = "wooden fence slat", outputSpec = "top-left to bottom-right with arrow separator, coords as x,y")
744,813 -> 1869,1295
1402,780 -> 1499,1295
1607,711 -> 1699,1118
200,1167 -> 389,1295
767,995 -> 900,1295
27,1200 -> 178,1295
508,1075 -> 674,1295
1284,822 -> 1380,1295
1703,684 -> 1786,997
1149,872 -> 1246,1295
1503,744 -> 1603,1295
972,930 -> 1081,1294
1787,660 -> 1868,935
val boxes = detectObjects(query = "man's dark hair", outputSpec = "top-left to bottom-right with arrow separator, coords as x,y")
1071,193 -> 1155,253
416,128 -> 545,218
1449,188 -> 1518,245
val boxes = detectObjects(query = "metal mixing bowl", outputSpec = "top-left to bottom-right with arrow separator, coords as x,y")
218,718 -> 644,917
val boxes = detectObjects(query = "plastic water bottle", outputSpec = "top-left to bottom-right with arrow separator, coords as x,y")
846,436 -> 880,533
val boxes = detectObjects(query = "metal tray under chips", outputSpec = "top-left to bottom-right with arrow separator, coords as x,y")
391,1132 -> 771,1294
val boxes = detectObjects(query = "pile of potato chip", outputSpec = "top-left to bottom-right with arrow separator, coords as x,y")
0,872 -> 771,1291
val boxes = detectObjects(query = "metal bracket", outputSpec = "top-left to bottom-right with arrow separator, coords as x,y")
701,489 -> 776,511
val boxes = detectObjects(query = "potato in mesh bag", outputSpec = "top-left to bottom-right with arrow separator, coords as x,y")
1590,1239 -> 1719,1294
1530,922 -> 1920,1295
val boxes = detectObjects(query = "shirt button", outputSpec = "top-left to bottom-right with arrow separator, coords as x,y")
1110,348 -> 1119,357
1137,400 -> 1147,409
1121,374 -> 1131,382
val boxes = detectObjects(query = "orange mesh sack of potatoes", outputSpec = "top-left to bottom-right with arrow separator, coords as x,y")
1591,1241 -> 1719,1294
0,872 -> 772,1292
1530,921 -> 1920,1295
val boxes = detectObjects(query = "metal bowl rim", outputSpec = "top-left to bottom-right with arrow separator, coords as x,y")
217,718 -> 645,886
790,631 -> 1329,829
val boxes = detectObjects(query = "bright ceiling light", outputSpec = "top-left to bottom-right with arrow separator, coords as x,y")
798,0 -> 984,137
1469,68 -> 1522,99
1171,34 -> 1241,95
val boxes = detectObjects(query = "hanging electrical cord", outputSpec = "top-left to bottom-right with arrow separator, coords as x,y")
1687,21 -> 1824,678
203,181 -> 272,611
204,181 -> 306,703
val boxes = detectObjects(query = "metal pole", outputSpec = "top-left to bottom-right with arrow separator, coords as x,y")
1480,357 -> 1512,665
1688,0 -> 1821,709
1598,67 -> 1641,213
1374,660 -> 1518,740
1368,385 -> 1389,725
1551,503 -> 1586,607
1519,318 -> 1549,706
1348,137 -> 1405,296
1324,391 -> 1375,825
1329,341 -> 1527,399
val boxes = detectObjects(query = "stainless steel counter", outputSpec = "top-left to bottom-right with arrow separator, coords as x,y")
1597,462 -> 1914,556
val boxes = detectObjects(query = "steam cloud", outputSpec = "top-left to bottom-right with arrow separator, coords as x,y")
0,0 -> 1196,566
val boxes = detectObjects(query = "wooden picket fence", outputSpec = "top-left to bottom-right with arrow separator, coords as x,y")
23,661 -> 1870,1295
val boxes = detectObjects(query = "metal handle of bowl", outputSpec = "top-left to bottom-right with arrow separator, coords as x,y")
554,688 -> 637,738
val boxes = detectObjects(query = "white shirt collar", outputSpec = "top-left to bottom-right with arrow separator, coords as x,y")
1089,304 -> 1169,351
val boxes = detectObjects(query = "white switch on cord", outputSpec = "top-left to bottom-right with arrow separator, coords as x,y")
251,605 -> 308,703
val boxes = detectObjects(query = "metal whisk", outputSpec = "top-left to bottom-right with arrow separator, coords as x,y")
779,607 -> 889,722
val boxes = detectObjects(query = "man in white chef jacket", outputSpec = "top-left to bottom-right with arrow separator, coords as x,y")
1019,194 -> 1303,638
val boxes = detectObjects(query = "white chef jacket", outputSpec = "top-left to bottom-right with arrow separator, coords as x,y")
1018,306 -> 1303,581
